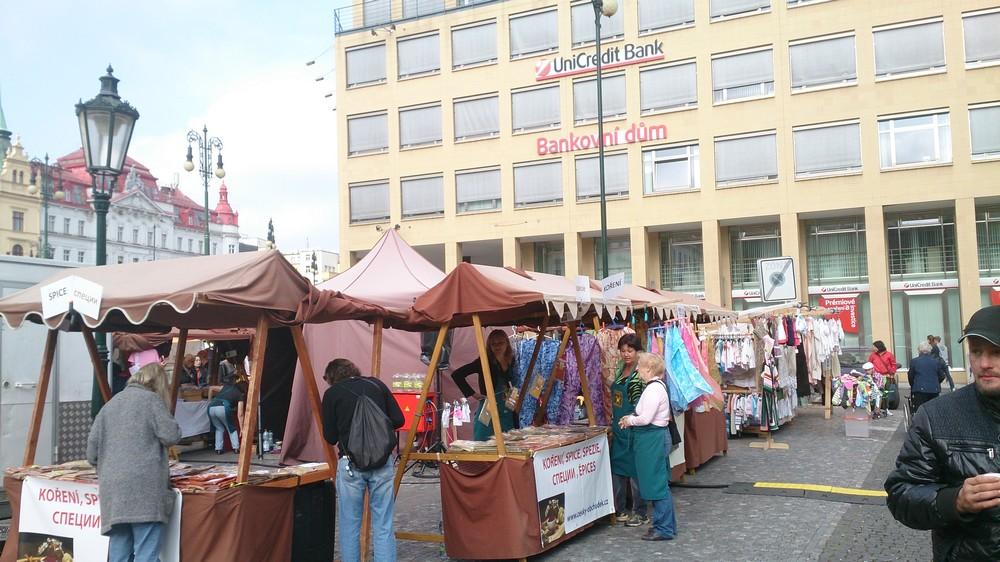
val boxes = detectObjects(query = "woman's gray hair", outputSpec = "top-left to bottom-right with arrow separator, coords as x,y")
917,341 -> 933,355
131,363 -> 169,403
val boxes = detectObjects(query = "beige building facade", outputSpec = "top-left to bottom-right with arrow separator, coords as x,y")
335,0 -> 1000,372
1,137 -> 42,259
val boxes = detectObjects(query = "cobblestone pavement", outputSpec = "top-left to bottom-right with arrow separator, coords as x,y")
391,401 -> 937,562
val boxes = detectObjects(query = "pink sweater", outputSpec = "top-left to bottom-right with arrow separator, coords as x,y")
624,379 -> 671,427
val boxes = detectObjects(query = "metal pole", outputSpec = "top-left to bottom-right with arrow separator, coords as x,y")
202,126 -> 211,255
594,2 -> 609,280
42,155 -> 50,259
91,178 -> 113,417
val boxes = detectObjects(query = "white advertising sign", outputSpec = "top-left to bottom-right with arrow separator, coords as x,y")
808,283 -> 870,295
39,276 -> 104,319
980,277 -> 1000,287
757,257 -> 798,303
533,434 -> 613,546
889,279 -> 959,291
601,272 -> 626,299
575,275 -> 592,304
18,477 -> 181,562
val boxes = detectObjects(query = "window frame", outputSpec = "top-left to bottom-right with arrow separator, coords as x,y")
347,111 -> 390,156
788,32 -> 858,93
714,130 -> 779,187
877,109 -> 952,171
969,102 -> 1000,162
455,166 -> 502,214
453,94 -> 501,142
509,8 -> 560,60
451,20 -> 498,70
397,32 -> 441,80
398,103 -> 443,149
513,159 -> 564,208
710,0 -> 771,22
574,150 -> 630,201
642,141 -> 701,195
511,84 -> 561,133
572,73 -> 627,125
792,119 -> 863,179
349,180 -> 391,224
571,1 -> 625,47
963,7 -> 1000,69
872,18 -> 947,81
711,46 -> 775,105
345,42 -> 387,88
640,59 -> 698,115
400,174 -> 446,219
638,0 -> 695,35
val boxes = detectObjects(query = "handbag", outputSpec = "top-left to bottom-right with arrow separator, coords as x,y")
885,376 -> 900,410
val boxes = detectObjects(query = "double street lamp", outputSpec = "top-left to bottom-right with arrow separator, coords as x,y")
27,154 -> 66,259
184,126 -> 225,255
75,65 -> 139,415
592,0 -> 618,280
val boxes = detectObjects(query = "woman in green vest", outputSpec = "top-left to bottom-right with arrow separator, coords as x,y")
618,352 -> 677,541
452,329 -> 517,441
609,333 -> 649,527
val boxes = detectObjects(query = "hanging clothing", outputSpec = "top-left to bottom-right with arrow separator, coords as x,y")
512,338 -> 562,428
559,333 -> 608,425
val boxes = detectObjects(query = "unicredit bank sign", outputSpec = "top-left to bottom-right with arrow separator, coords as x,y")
535,41 -> 665,81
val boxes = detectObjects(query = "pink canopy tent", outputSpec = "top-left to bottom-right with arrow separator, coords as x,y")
280,230 -> 479,464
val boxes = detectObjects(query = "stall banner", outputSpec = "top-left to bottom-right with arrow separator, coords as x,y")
533,434 -> 613,546
991,289 -> 1000,306
19,477 -> 181,562
818,294 -> 860,334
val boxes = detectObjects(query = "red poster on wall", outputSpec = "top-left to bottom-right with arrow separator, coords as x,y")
991,290 -> 1000,306
819,294 -> 859,334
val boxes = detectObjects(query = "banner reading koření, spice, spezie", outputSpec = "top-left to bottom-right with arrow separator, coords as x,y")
533,434 -> 613,546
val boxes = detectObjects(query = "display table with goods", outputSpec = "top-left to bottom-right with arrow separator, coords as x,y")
0,251 -> 384,562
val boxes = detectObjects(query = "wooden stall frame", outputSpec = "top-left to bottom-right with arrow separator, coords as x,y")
22,330 -> 58,466
80,326 -> 112,404
168,327 -> 190,413
236,315 -> 270,482
511,317 -> 548,416
531,328 -> 571,426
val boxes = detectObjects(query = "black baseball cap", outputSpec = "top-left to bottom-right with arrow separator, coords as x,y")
958,305 -> 1000,347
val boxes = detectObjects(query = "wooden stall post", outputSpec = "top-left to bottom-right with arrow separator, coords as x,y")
568,322 -> 597,425
80,326 -> 112,404
512,318 -> 548,415
237,315 -> 270,483
393,324 -> 449,495
169,327 -> 190,414
472,314 -> 506,456
371,317 -> 383,376
533,328 -> 571,426
289,326 -> 338,471
23,330 -> 58,466
360,318 -> 385,562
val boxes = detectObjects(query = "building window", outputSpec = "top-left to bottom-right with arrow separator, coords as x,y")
117,255 -> 124,264
970,104 -> 1000,160
363,0 -> 390,27
643,143 -> 700,193
133,257 -> 140,263
730,226 -> 781,289
514,160 -> 562,207
198,240 -> 204,254
401,175 -> 445,218
573,74 -> 626,124
712,48 -> 774,103
509,9 -> 558,58
640,61 -> 697,113
660,231 -> 704,292
347,112 -> 389,155
887,213 -> 957,279
711,0 -> 770,20
594,236 -> 632,283
512,85 -> 560,132
117,226 -> 124,242
639,0 -> 694,32
11,244 -> 23,256
793,121 -> 862,178
77,250 -> 85,263
63,218 -> 70,234
349,181 -> 390,223
575,152 -> 628,200
63,249 -> 70,261
789,34 -> 856,90
397,33 -> 440,78
454,95 -> 500,141
12,211 -> 24,232
964,9 -> 1000,67
456,168 -> 501,213
48,216 -> 56,232
78,220 -> 85,236
132,228 -> 139,244
715,132 -> 778,186
978,208 -> 1000,274
534,241 -> 565,275
874,20 -> 945,78
403,0 -> 444,19
346,43 -> 386,87
161,233 -> 167,248
212,243 -> 218,255
806,220 -> 868,284
147,231 -> 154,246
878,111 -> 951,169
177,237 -> 182,250
229,244 -> 236,254
571,1 -> 624,45
452,21 -> 497,69
188,239 -> 193,253
399,104 -> 442,148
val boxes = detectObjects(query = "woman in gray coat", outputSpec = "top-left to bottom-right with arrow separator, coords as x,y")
87,363 -> 181,562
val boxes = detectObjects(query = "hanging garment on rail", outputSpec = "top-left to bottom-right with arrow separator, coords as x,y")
559,333 -> 609,425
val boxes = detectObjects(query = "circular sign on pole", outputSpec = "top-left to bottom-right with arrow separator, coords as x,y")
757,257 -> 797,303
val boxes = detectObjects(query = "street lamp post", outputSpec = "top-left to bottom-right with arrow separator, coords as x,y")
592,0 -> 618,280
27,154 -> 66,259
76,65 -> 139,415
184,126 -> 225,255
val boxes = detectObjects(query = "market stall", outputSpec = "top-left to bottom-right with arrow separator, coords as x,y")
0,250 -> 383,562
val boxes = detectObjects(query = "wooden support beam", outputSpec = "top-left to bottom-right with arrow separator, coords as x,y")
473,314 -> 506,456
371,317 -> 384,376
80,326 -> 111,404
568,323 -> 597,425
23,330 -> 58,466
169,328 -> 189,414
512,318 -> 548,415
393,324 -> 449,496
533,328 -> 571,426
395,532 -> 444,543
290,326 -> 338,471
237,315 -> 270,483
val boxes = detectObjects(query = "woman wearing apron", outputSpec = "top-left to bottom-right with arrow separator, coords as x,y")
609,333 -> 649,527
452,329 -> 517,441
619,352 -> 678,542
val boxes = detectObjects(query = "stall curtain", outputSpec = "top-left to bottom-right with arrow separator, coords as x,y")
558,332 -> 609,425
513,337 -> 562,427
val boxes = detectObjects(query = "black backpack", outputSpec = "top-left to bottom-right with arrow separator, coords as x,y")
344,378 -> 396,471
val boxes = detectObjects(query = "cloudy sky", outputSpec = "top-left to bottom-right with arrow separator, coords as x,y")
1,0 -> 349,251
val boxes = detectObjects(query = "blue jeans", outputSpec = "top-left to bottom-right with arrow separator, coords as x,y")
336,456 -> 397,562
208,405 -> 239,452
108,522 -> 163,562
650,490 -> 678,539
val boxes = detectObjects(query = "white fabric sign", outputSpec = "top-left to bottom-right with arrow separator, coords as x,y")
601,272 -> 626,299
575,275 -> 592,303
39,275 -> 103,319
533,434 -> 613,546
18,476 -> 181,562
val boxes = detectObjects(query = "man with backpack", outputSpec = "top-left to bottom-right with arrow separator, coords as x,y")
321,359 -> 404,562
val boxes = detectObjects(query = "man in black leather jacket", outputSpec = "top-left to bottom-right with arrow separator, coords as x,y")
886,305 -> 1000,561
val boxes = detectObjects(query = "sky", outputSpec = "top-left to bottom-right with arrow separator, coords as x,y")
1,0 -> 351,251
